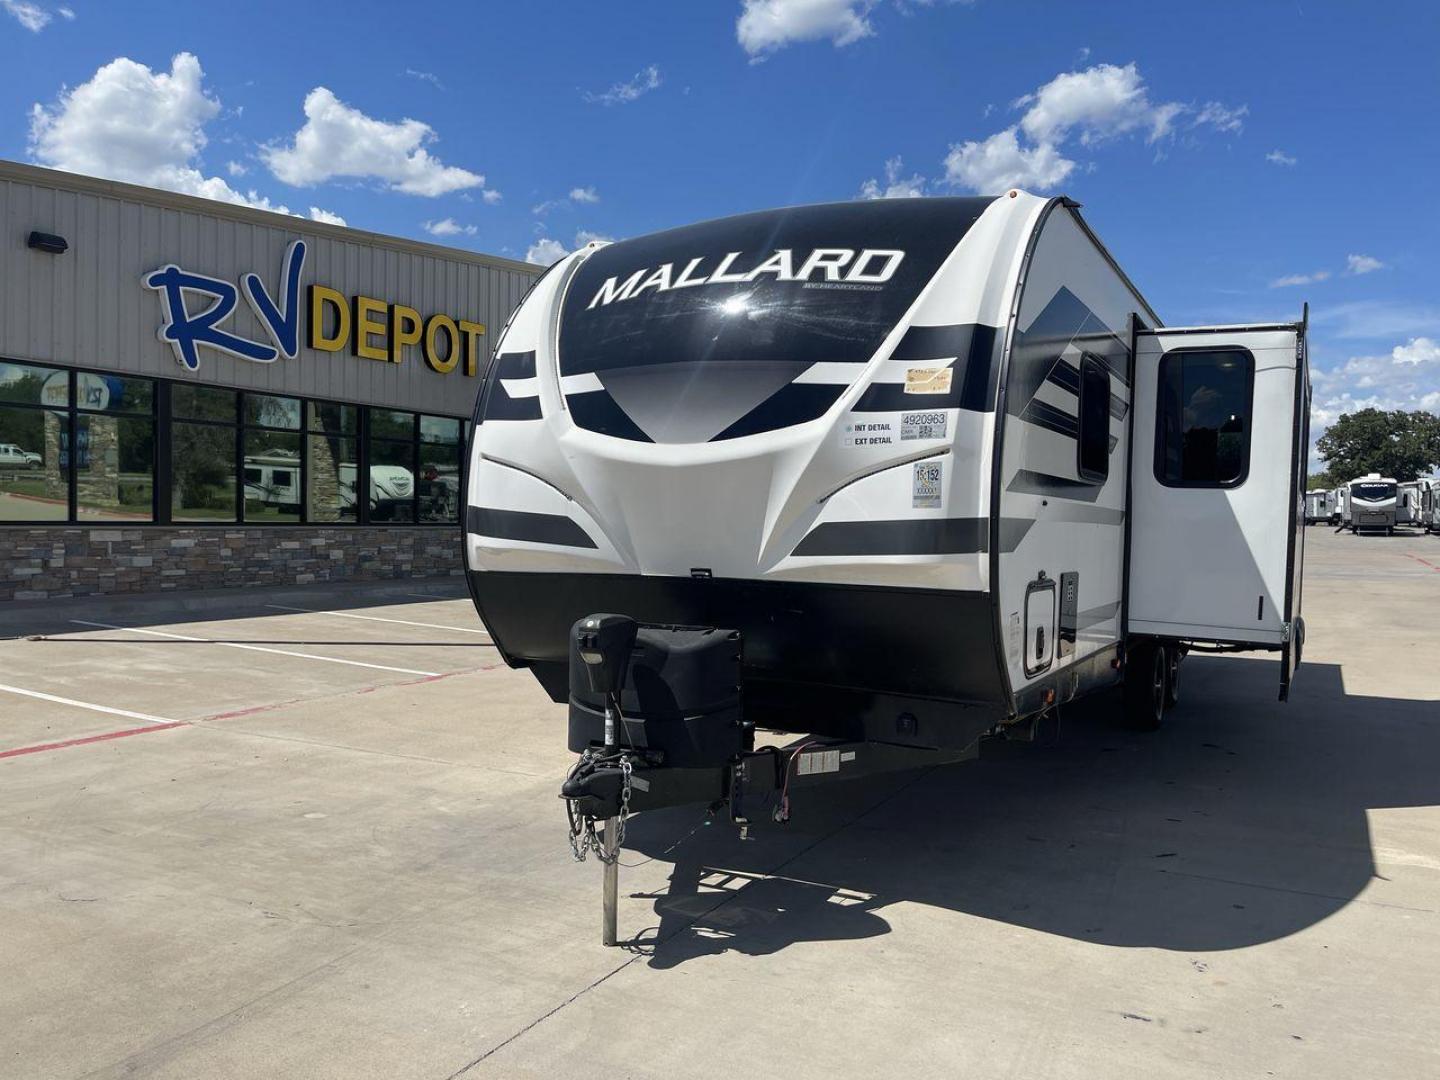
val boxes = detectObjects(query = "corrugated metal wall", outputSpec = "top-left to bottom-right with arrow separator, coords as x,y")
0,163 -> 541,417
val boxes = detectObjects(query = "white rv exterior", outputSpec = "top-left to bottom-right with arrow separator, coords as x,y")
1305,489 -> 1332,524
463,193 -> 1309,756
1398,480 -> 1422,525
1348,473 -> 1398,534
1419,477 -> 1440,533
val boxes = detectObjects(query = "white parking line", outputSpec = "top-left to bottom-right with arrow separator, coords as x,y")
264,604 -> 491,635
69,620 -> 442,678
0,682 -> 176,725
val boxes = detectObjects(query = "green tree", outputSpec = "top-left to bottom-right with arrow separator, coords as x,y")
1306,471 -> 1334,491
1316,408 -> 1440,482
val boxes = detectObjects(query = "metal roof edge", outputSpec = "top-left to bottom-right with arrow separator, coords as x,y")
0,158 -> 543,277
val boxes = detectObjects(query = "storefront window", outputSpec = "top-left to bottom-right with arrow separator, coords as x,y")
418,416 -> 462,523
368,436 -> 416,522
172,385 -> 236,422
306,402 -> 358,523
75,414 -> 154,521
245,393 -> 301,430
0,362 -> 465,527
173,422 -> 237,521
243,430 -> 302,523
0,404 -> 68,521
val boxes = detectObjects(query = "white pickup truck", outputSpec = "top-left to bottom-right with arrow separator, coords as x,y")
0,443 -> 41,469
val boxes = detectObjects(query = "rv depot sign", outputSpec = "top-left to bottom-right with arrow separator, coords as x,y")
143,240 -> 485,377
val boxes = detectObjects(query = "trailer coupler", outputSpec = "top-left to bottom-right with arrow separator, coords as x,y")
562,739 -> 980,946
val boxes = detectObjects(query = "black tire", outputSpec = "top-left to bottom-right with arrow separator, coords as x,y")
1164,646 -> 1181,709
1124,642 -> 1167,731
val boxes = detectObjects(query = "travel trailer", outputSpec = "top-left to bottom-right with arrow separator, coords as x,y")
1331,486 -> 1346,525
1305,489 -> 1333,524
1420,478 -> 1440,533
462,193 -> 1310,940
1398,480 -> 1422,526
1347,473 -> 1398,534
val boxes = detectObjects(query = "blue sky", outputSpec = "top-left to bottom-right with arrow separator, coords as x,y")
3,0 -> 1438,467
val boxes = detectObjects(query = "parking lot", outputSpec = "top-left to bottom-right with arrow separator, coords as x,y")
3,526 -> 1439,1079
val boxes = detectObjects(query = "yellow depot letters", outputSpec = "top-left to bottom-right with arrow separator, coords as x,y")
307,285 -> 485,376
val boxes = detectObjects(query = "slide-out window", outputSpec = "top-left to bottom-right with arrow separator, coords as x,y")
1154,348 -> 1254,488
1076,354 -> 1111,483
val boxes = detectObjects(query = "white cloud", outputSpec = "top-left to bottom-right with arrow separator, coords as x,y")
525,237 -> 568,266
226,160 -> 248,177
263,87 -> 488,197
404,69 -> 443,90
526,229 -> 614,266
1346,253 -> 1384,276
1191,101 -> 1248,134
2,0 -> 50,31
737,0 -> 876,59
858,156 -> 927,199
1270,271 -> 1330,288
1309,338 -> 1440,461
944,127 -> 1075,193
1392,337 -> 1440,366
583,64 -> 661,106
533,186 -> 601,214
481,189 -> 503,205
57,3 -> 72,16
1266,148 -> 1297,166
29,53 -> 348,226
934,62 -> 1244,195
308,207 -> 346,226
424,217 -> 478,238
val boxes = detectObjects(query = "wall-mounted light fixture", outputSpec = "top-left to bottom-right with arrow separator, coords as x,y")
27,231 -> 68,254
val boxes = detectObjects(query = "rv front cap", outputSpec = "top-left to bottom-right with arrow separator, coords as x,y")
586,247 -> 906,309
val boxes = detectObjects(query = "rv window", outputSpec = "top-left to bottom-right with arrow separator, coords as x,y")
1154,349 -> 1254,488
1352,482 -> 1395,501
1077,355 -> 1110,483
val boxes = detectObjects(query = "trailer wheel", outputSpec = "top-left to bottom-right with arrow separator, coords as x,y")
1123,643 -> 1167,731
1164,646 -> 1181,709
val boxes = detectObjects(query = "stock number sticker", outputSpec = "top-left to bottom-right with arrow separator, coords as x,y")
901,411 -> 948,441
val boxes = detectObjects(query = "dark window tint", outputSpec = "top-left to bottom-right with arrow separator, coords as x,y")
308,401 -> 357,435
369,437 -> 416,522
172,422 -> 236,521
78,373 -> 153,414
0,405 -> 67,519
371,409 -> 415,440
0,361 -> 66,406
420,414 -> 461,444
245,393 -> 301,430
243,430 -> 301,522
172,385 -> 237,422
307,433 -> 357,522
74,414 -> 154,521
1155,349 -> 1254,487
1077,355 -> 1110,483
418,441 -> 461,522
1352,482 -> 1395,501
556,198 -> 994,444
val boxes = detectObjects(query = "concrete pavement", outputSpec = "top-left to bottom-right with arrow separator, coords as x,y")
1,525 -> 1437,1079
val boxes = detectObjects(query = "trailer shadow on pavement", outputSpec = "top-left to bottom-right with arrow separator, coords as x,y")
619,655 -> 1439,968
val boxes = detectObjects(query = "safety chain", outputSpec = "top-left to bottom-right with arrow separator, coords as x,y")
565,751 -> 632,865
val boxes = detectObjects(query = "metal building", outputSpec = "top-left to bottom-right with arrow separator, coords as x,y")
0,160 -> 541,600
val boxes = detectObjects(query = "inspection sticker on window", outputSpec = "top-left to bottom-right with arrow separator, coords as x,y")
904,366 -> 953,394
912,460 -> 943,508
901,411 -> 948,441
